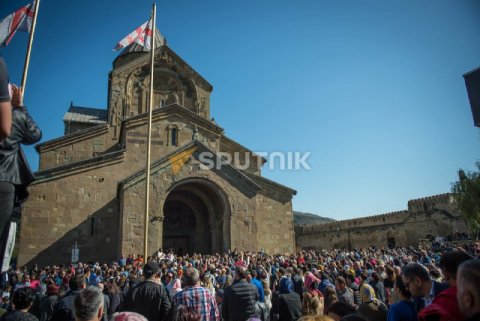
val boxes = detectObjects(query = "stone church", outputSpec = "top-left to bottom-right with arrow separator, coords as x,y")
18,32 -> 296,266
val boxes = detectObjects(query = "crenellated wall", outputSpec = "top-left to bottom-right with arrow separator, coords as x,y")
295,193 -> 469,250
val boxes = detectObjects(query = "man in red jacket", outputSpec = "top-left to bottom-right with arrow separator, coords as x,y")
418,251 -> 472,321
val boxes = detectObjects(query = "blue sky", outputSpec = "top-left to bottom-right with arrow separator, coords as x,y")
1,0 -> 479,220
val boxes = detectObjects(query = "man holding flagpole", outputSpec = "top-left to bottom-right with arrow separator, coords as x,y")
0,83 -> 42,271
0,0 -> 40,271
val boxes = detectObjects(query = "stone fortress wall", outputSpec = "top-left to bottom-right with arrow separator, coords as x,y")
295,193 -> 469,250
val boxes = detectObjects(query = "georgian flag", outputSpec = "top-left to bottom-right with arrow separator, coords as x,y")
0,3 -> 34,47
114,18 -> 162,51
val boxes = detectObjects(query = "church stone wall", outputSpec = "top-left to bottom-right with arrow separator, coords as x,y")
195,86 -> 211,119
255,195 -> 295,254
18,162 -> 125,266
295,194 -> 469,250
37,126 -> 113,171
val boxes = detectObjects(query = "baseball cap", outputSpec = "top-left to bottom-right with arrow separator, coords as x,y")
143,262 -> 159,277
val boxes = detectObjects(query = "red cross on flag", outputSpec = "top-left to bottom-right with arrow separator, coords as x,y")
114,18 -> 160,51
0,2 -> 34,47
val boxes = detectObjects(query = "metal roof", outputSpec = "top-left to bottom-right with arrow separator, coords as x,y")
63,105 -> 108,124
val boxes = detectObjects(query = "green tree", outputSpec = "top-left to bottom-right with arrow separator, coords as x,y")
452,161 -> 480,240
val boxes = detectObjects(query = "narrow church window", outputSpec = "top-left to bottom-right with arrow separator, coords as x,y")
171,128 -> 178,146
90,217 -> 95,236
161,99 -> 167,107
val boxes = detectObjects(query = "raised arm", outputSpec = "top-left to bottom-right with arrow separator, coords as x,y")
0,57 -> 11,140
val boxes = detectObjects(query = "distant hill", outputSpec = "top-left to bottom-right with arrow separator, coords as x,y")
293,211 -> 335,225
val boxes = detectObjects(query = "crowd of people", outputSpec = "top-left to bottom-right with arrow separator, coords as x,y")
0,243 -> 477,321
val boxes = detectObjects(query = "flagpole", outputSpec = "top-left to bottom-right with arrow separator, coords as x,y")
144,2 -> 156,262
20,0 -> 40,95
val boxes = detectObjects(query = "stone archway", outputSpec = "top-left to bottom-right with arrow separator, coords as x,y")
162,178 -> 230,254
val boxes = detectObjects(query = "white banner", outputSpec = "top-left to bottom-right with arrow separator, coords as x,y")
2,222 -> 16,272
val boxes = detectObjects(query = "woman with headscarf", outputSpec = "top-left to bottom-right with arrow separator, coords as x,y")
271,277 -> 302,321
304,272 -> 319,293
357,283 -> 388,321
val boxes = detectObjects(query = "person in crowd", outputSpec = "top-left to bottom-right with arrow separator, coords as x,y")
456,260 -> 480,321
386,276 -> 416,321
0,83 -> 41,271
418,251 -> 472,321
28,283 -> 45,320
304,272 -> 319,294
166,271 -> 182,297
324,286 -> 338,311
174,305 -> 201,321
250,270 -> 265,303
302,292 -> 323,317
345,274 -> 361,307
326,301 -> 356,321
383,265 -> 395,306
271,277 -> 302,321
357,282 -> 388,321
223,268 -> 234,289
14,275 -> 30,292
308,280 -> 323,299
352,262 -> 363,278
50,269 -> 87,321
358,273 -> 372,303
291,268 -> 304,302
273,268 -> 287,294
262,277 -> 273,313
335,277 -> 354,306
215,289 -> 223,320
111,312 -> 148,321
95,283 -> 109,321
173,267 -> 219,321
401,263 -> 449,313
223,266 -> 258,321
28,276 -> 39,291
39,284 -> 58,321
0,287 -> 37,321
105,278 -> 122,317
73,287 -> 104,321
370,272 -> 386,304
202,272 -> 216,297
319,274 -> 333,295
419,251 -> 431,266
120,262 -> 172,321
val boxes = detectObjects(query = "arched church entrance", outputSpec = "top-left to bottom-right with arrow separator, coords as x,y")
162,178 -> 230,254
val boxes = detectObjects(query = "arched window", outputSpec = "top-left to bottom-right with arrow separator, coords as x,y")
171,128 -> 178,146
